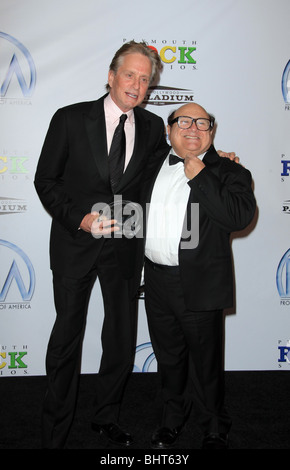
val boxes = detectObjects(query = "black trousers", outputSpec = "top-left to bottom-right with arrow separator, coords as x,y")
41,239 -> 137,449
144,259 -> 231,435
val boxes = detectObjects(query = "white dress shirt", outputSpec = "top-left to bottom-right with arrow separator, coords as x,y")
104,94 -> 135,169
145,150 -> 191,266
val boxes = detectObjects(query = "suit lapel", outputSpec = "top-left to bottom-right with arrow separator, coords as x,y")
84,95 -> 110,185
202,145 -> 220,166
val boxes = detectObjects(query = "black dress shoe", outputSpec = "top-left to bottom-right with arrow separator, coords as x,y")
91,422 -> 133,446
202,433 -> 229,449
151,427 -> 181,449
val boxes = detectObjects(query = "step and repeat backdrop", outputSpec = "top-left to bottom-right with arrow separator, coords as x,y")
1,0 -> 290,376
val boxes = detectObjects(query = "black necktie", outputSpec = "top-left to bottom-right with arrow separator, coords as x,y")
108,114 -> 127,192
169,153 -> 185,165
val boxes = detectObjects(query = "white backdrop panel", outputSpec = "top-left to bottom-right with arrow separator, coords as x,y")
1,0 -> 290,376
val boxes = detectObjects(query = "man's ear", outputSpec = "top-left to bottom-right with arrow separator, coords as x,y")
108,70 -> 115,89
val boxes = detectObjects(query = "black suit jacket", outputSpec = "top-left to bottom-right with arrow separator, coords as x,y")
144,145 -> 256,311
34,95 -> 168,281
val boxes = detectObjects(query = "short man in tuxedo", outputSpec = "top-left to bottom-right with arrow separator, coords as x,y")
34,41 -> 169,449
144,103 -> 256,449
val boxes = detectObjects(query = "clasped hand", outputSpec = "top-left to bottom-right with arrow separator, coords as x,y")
184,150 -> 239,180
80,212 -> 120,236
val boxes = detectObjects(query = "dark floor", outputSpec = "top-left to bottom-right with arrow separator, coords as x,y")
1,371 -> 289,451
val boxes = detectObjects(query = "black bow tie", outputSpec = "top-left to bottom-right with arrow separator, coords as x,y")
169,154 -> 185,166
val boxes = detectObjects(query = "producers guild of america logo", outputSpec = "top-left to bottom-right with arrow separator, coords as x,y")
278,340 -> 290,369
134,342 -> 156,372
0,240 -> 35,307
0,31 -> 36,103
282,60 -> 290,110
282,200 -> 290,214
276,249 -> 290,305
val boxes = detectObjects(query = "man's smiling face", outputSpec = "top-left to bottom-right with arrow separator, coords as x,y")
108,53 -> 152,112
167,103 -> 214,158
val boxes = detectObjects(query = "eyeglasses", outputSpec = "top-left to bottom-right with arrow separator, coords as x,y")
169,115 -> 215,131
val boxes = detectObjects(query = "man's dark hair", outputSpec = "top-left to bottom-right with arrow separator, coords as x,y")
106,40 -> 163,91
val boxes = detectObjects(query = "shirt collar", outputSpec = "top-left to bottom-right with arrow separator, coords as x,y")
169,147 -> 206,161
105,94 -> 134,125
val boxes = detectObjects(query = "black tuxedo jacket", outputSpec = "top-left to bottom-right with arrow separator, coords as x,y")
34,95 -> 168,281
144,145 -> 256,311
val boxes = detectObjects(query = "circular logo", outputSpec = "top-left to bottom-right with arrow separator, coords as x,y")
134,342 -> 156,372
0,240 -> 35,302
282,60 -> 290,104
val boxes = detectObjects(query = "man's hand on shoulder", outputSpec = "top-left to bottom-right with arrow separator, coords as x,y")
217,150 -> 240,163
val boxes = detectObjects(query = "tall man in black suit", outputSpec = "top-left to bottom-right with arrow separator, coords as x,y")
34,41 -> 169,449
144,103 -> 256,449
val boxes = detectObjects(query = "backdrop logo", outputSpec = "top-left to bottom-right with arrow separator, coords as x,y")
281,155 -> 290,182
0,197 -> 27,215
134,342 -> 156,372
0,153 -> 30,182
0,345 -> 28,376
0,240 -> 35,306
123,39 -> 197,71
282,60 -> 290,109
278,340 -> 290,368
276,249 -> 290,304
282,200 -> 290,214
143,86 -> 194,107
0,32 -> 36,100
